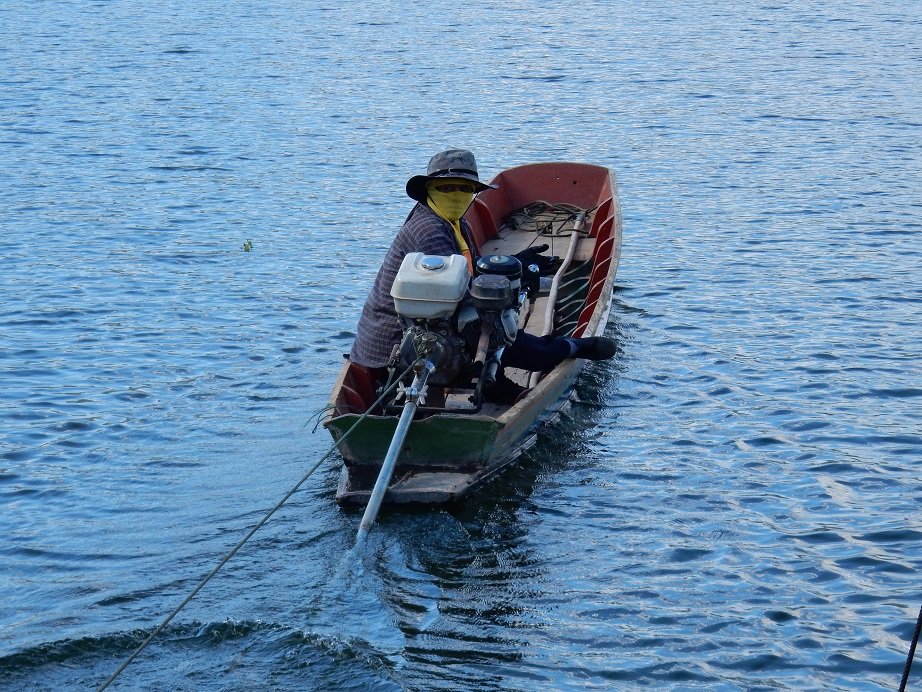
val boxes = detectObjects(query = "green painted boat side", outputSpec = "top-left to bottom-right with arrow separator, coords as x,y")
328,358 -> 581,505
326,413 -> 502,468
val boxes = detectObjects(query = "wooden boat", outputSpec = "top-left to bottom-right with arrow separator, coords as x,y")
325,162 -> 622,507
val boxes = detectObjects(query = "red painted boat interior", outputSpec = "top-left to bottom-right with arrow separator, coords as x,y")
465,162 -> 614,249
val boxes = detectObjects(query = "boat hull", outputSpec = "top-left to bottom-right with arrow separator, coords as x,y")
326,162 -> 621,505
329,357 -> 582,505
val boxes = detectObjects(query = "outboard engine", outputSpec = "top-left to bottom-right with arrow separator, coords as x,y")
390,253 -> 471,386
468,254 -> 524,391
389,252 -> 527,406
472,254 -> 522,344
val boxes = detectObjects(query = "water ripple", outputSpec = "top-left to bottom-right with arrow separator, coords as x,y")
2,0 -> 920,690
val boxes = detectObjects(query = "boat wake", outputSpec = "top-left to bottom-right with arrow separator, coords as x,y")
0,617 -> 402,691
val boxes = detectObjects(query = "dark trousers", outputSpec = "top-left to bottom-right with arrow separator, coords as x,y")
501,332 -> 571,372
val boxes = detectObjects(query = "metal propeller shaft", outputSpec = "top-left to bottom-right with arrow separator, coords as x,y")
355,359 -> 433,547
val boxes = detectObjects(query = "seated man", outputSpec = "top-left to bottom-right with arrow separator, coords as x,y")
349,149 -> 615,387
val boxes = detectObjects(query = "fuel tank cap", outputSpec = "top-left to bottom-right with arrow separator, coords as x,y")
420,256 -> 446,271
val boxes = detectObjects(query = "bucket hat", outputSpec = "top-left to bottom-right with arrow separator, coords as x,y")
406,149 -> 498,202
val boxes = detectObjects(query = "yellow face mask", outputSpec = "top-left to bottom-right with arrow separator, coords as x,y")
426,179 -> 476,222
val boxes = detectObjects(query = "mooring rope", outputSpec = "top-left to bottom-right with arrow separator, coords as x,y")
98,365 -> 412,691
899,603 -> 922,692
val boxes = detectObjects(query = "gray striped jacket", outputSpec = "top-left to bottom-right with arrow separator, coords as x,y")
348,204 -> 476,368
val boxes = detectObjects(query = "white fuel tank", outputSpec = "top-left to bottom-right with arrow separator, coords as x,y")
390,253 -> 470,320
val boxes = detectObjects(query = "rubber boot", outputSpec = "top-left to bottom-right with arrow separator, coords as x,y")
571,337 -> 616,360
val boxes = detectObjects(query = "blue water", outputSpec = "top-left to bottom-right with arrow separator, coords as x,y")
2,1 -> 921,689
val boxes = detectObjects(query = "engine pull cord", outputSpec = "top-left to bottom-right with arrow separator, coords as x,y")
899,603 -> 922,692
98,364 -> 414,691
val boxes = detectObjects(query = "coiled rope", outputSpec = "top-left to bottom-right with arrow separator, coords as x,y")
507,201 -> 598,238
98,364 -> 412,691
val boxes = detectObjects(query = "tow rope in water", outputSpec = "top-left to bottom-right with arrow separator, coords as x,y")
899,603 -> 922,691
98,365 -> 412,691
